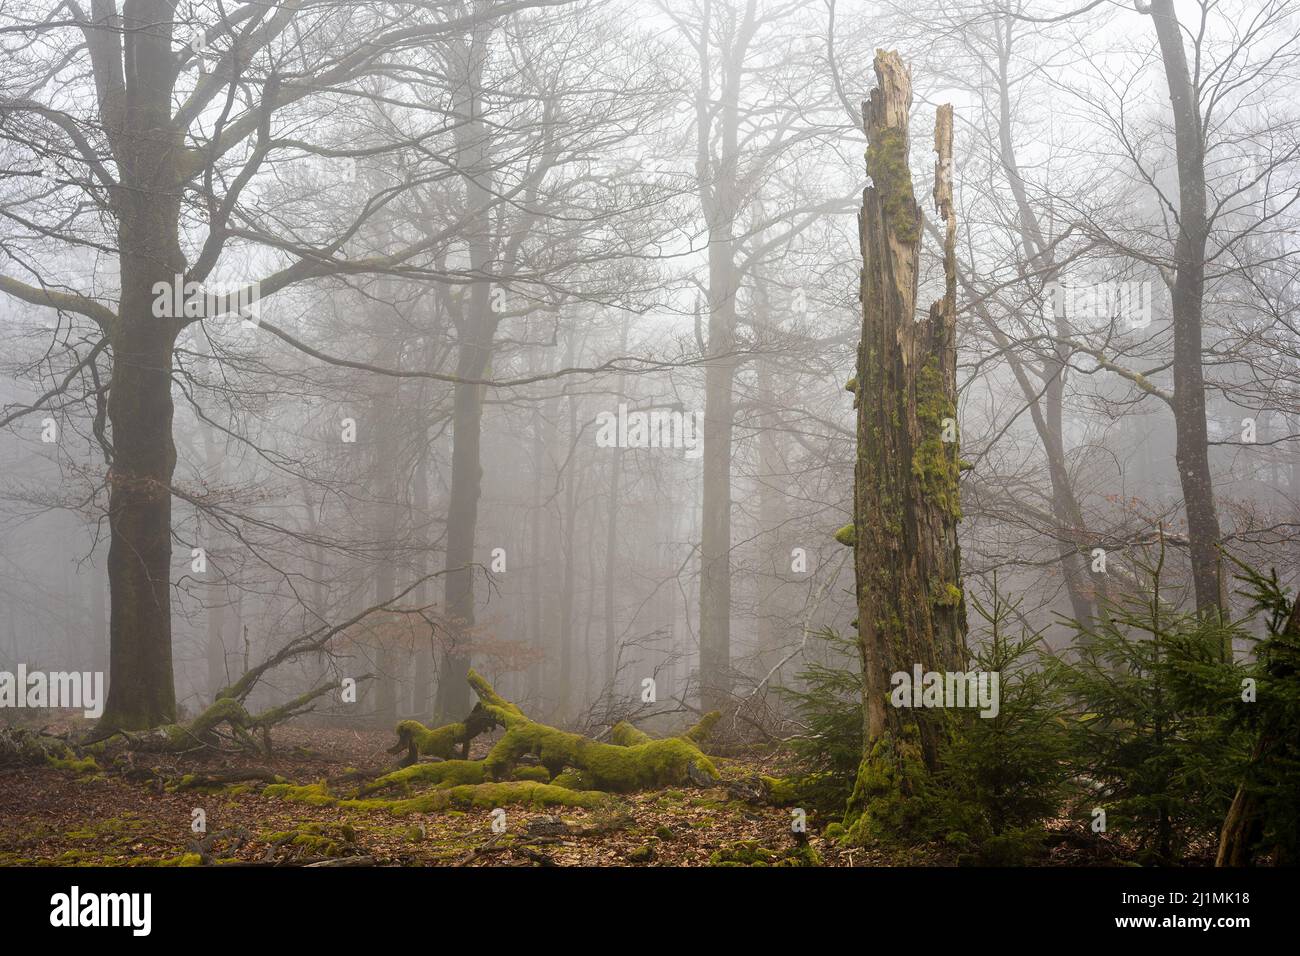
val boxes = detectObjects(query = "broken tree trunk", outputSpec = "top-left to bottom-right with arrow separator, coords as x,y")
468,670 -> 721,791
382,671 -> 721,795
844,52 -> 967,841
105,679 -> 358,755
275,671 -> 724,813
389,705 -> 497,766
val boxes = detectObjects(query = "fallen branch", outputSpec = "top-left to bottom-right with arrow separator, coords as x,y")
388,704 -> 496,766
114,678 -> 367,755
466,669 -> 721,791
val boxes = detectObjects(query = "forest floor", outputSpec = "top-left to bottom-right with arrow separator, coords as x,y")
0,722 -> 1193,867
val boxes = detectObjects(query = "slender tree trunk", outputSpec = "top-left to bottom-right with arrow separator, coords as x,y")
373,330 -> 403,727
694,6 -> 749,713
603,318 -> 628,688
699,268 -> 737,712
754,275 -> 787,669
846,54 -> 966,836
411,420 -> 434,721
200,415 -> 227,701
992,27 -> 1097,623
437,326 -> 490,721
582,486 -> 598,708
528,380 -> 546,704
435,22 -> 495,721
90,561 -> 108,677
1147,0 -> 1224,616
557,336 -> 580,719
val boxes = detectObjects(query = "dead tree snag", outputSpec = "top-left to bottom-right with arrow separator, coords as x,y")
844,52 -> 967,842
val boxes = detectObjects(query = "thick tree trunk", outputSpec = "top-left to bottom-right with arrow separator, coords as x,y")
99,3 -> 186,730
1148,0 -> 1224,616
102,284 -> 180,730
846,53 -> 966,836
1215,765 -> 1264,867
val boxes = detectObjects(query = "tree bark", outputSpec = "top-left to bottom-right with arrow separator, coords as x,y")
200,398 -> 228,702
527,372 -> 547,704
846,53 -> 966,833
435,19 -> 496,722
753,273 -> 789,670
99,1 -> 186,729
603,318 -> 629,689
992,26 -> 1097,624
557,335 -> 580,719
691,2 -> 761,713
697,61 -> 743,716
411,414 -> 435,721
1147,0 -> 1224,616
372,326 -> 403,728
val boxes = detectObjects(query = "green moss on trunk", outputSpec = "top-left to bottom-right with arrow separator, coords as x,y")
866,126 -> 919,244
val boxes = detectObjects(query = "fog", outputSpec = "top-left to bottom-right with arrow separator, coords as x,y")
2,0 -> 1298,743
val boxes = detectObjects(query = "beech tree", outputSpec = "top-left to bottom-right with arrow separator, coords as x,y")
0,0 -> 564,729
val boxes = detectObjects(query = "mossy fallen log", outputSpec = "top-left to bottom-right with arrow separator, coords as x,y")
264,671 -> 724,816
116,682 -> 347,754
168,768 -> 286,791
356,759 -> 487,796
609,722 -> 653,747
388,704 -> 496,766
0,727 -> 82,768
467,669 -> 721,792
265,778 -> 608,814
